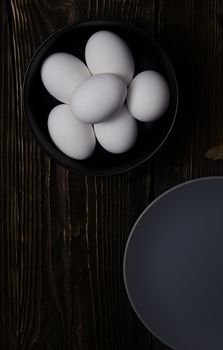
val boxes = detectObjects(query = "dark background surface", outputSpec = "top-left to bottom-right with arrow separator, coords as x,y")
1,0 -> 223,349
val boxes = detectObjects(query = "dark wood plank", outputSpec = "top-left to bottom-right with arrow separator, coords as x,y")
0,2 -> 18,349
0,0 -> 160,349
0,1 -> 74,349
154,0 -> 223,196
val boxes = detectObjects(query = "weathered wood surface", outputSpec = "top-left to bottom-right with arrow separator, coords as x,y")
1,0 -> 223,349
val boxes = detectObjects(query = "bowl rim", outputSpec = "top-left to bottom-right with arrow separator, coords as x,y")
23,17 -> 179,176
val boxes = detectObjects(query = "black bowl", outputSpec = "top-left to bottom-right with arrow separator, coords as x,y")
24,18 -> 178,176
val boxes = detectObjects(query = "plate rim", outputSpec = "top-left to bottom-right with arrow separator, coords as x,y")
123,175 -> 223,349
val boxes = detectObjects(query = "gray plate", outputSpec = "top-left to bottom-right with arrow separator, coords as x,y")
124,177 -> 223,350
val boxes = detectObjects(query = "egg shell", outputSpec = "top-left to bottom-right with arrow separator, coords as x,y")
48,104 -> 96,160
85,30 -> 134,85
127,70 -> 170,122
70,73 -> 127,124
94,105 -> 138,154
41,53 -> 91,103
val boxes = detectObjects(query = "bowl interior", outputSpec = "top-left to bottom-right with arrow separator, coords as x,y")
24,19 -> 178,175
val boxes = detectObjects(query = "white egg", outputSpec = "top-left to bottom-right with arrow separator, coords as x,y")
94,105 -> 138,154
85,30 -> 134,85
41,53 -> 91,103
48,104 -> 96,160
70,73 -> 127,124
127,70 -> 170,122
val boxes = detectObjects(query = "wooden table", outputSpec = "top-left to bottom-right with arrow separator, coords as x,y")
1,0 -> 223,349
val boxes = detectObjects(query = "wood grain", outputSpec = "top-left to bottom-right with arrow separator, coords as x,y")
1,0 -> 223,349
1,0 -> 157,349
153,0 -> 223,196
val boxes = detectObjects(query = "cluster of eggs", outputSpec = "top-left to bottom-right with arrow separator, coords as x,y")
41,30 -> 170,160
